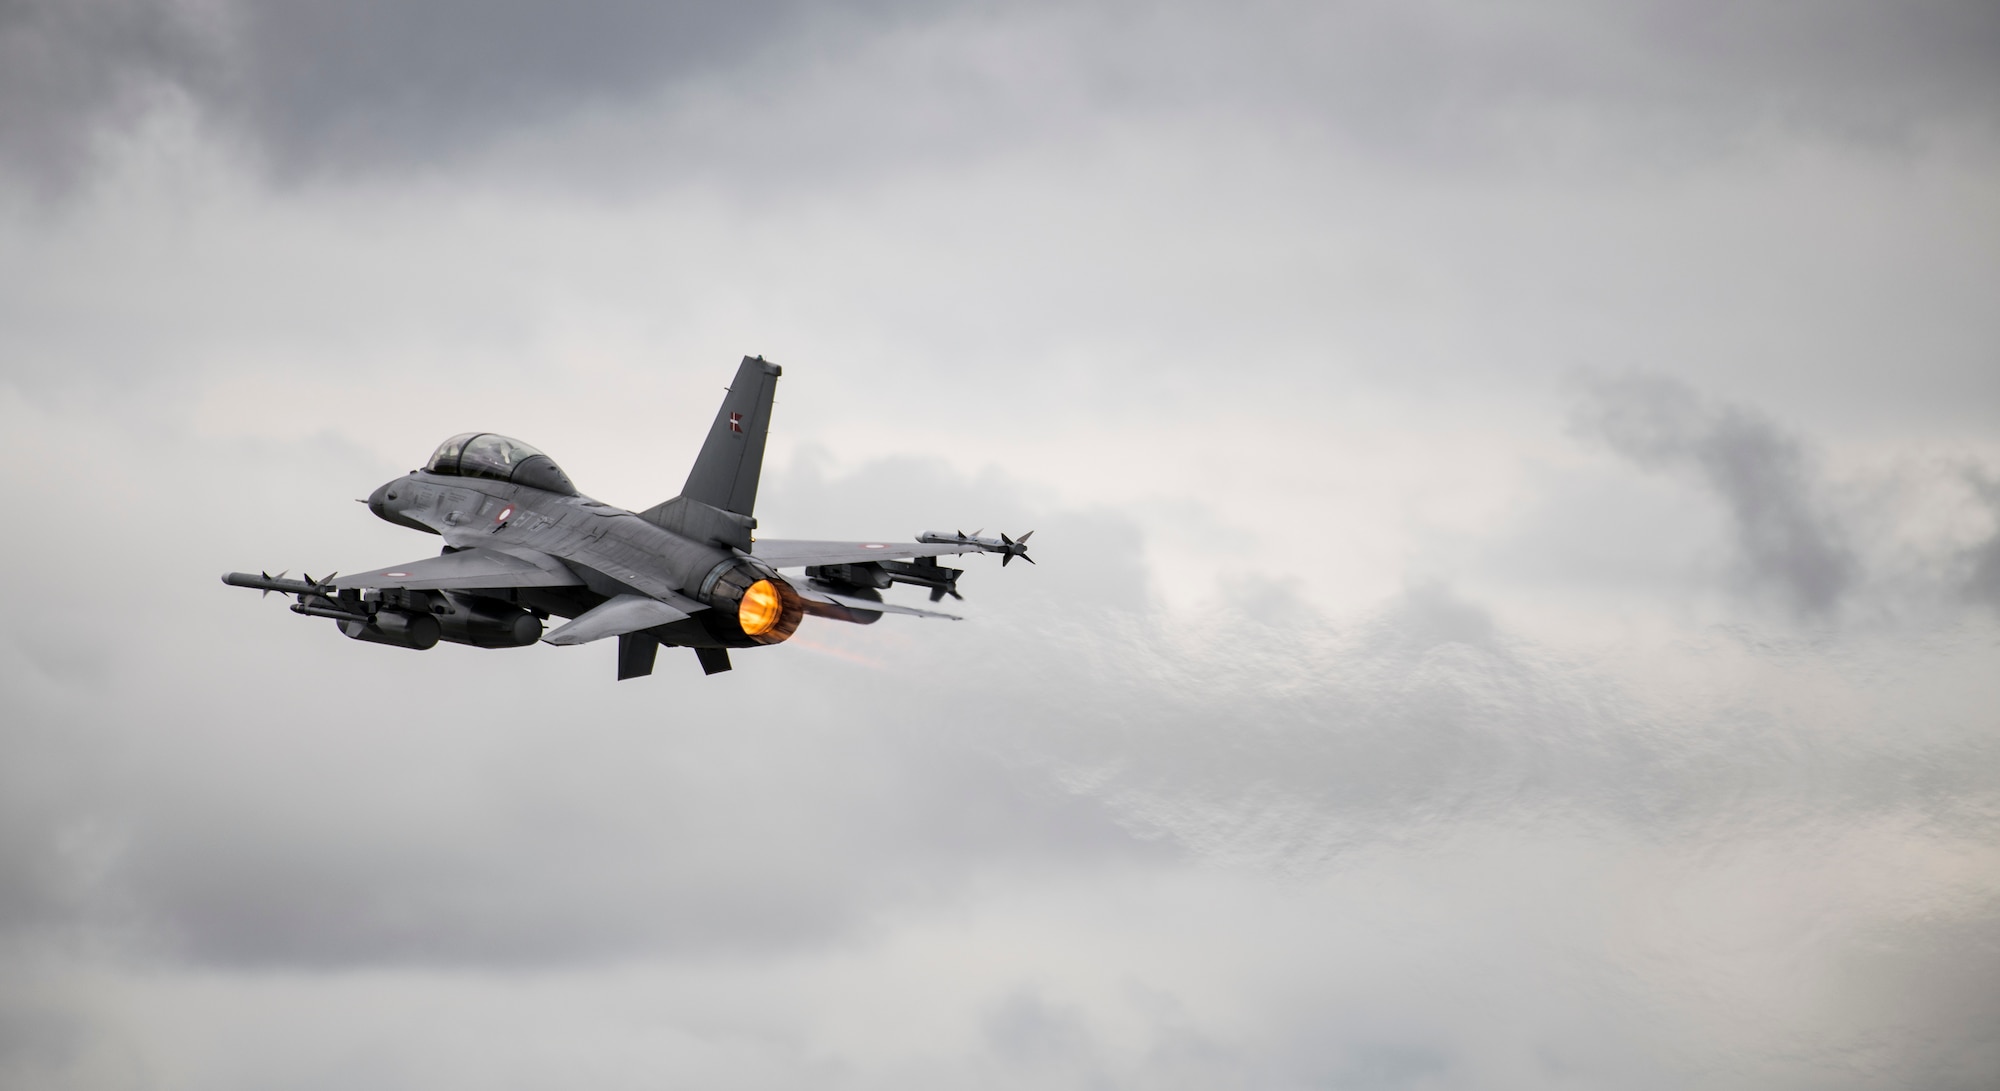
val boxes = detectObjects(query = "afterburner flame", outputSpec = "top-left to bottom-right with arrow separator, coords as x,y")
738,579 -> 782,636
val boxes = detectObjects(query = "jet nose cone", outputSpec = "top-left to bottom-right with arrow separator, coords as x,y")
367,476 -> 440,535
367,480 -> 396,521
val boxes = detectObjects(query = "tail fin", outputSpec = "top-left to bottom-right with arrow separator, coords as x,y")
681,355 -> 781,516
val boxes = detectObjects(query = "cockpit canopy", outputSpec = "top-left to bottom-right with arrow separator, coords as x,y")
425,433 -> 577,495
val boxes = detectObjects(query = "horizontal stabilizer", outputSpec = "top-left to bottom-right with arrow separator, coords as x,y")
544,594 -> 694,646
782,574 -> 963,621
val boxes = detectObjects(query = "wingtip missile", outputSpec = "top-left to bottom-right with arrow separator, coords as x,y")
916,529 -> 1034,566
223,571 -> 337,598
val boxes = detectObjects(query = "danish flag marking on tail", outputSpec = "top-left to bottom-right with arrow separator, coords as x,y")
728,412 -> 743,434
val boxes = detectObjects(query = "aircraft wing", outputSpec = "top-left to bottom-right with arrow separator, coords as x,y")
335,546 -> 584,591
750,539 -> 981,568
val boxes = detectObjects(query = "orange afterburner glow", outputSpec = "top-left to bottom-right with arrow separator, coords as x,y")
738,579 -> 782,636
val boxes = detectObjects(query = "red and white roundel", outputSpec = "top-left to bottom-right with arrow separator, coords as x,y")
494,504 -> 515,524
386,572 -> 411,578
864,543 -> 885,549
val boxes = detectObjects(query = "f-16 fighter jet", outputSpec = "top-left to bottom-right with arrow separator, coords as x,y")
224,356 -> 1031,680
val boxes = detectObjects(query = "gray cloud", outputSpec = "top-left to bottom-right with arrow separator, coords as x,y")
0,0 -> 913,187
1965,470 -> 2000,611
741,462 -> 2000,881
971,583 -> 2000,874
1,3 -> 1996,1082
4,0 -> 1996,189
217,0 -> 921,179
111,730 -> 1140,969
1573,372 -> 1859,617
1,396 -> 1996,1087
0,442 -> 1161,970
7,447 -> 1990,974
0,0 -> 217,191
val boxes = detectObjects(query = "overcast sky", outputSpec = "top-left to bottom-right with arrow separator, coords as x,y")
3,1 -> 1998,1087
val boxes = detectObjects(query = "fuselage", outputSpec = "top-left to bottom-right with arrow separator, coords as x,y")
365,468 -> 789,650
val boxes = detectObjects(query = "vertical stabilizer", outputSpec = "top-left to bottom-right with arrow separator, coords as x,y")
681,355 -> 781,516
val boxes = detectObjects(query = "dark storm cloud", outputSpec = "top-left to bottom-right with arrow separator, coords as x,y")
1573,373 -> 1858,618
4,0 -> 1996,188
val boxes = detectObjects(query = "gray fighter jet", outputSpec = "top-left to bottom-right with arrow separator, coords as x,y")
224,356 -> 1031,679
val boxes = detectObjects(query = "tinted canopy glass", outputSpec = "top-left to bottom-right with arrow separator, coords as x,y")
424,433 -> 576,494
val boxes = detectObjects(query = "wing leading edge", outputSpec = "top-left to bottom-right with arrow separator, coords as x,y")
335,546 -> 584,591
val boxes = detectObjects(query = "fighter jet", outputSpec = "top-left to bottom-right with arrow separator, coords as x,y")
223,356 -> 1031,680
